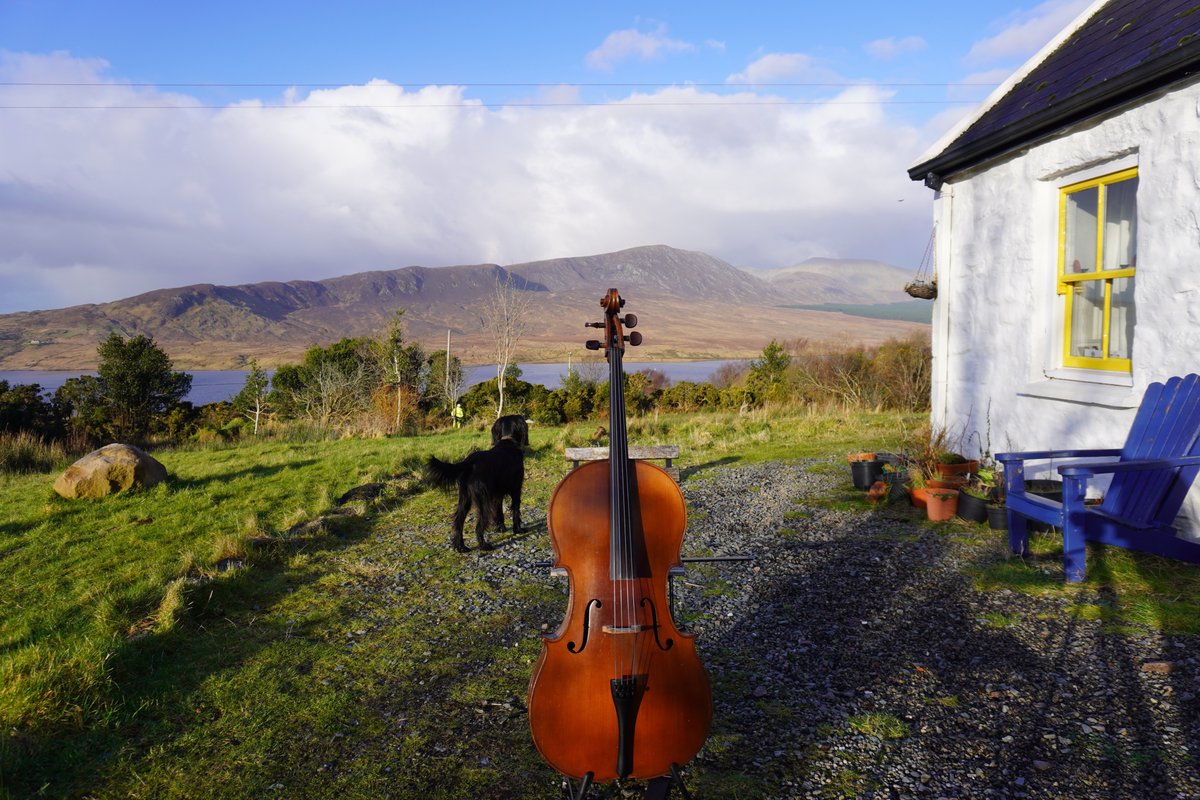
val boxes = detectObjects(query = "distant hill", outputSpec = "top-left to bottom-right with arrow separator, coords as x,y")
0,245 -> 929,370
746,257 -> 916,305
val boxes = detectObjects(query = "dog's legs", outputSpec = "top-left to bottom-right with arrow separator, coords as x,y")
510,485 -> 523,534
451,484 -> 471,553
475,506 -> 494,551
492,498 -> 507,532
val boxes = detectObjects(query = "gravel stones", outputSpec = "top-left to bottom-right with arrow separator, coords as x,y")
337,459 -> 1200,799
662,462 -> 1200,799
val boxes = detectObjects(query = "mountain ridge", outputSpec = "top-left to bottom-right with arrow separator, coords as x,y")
0,245 -> 928,370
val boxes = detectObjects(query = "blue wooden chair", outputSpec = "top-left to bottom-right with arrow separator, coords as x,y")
996,374 -> 1200,582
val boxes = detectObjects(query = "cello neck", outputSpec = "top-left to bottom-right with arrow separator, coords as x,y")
601,289 -> 639,580
607,329 -> 629,465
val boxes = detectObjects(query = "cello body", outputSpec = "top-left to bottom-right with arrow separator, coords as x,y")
527,289 -> 712,782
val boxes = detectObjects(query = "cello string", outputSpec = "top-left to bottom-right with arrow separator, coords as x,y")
611,311 -> 636,679
609,325 -> 622,682
611,309 -> 633,681
613,335 -> 633,677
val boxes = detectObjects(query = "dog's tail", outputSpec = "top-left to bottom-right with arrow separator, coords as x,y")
424,456 -> 470,490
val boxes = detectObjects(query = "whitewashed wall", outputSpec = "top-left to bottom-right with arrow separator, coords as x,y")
928,75 -> 1200,535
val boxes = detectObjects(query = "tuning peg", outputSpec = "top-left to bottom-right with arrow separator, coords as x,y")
584,322 -> 605,328
626,332 -> 643,346
622,313 -> 638,329
585,340 -> 602,350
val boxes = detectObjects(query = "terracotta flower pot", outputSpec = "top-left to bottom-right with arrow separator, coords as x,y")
847,452 -> 877,463
908,486 -> 928,509
936,460 -> 980,477
925,489 -> 958,521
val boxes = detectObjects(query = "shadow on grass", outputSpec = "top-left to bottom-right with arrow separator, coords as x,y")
490,521 -> 547,550
0,514 -> 373,797
0,516 -> 32,537
971,529 -> 1200,795
173,458 -> 320,489
680,456 -> 740,481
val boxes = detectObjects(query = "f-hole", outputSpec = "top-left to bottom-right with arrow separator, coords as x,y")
567,598 -> 602,653
640,597 -> 674,651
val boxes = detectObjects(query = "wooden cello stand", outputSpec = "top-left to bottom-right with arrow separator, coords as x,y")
561,763 -> 692,800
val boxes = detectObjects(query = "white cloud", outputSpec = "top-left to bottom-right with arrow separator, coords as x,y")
585,24 -> 695,71
864,36 -> 927,60
726,53 -> 817,84
0,52 -> 934,313
966,0 -> 1093,66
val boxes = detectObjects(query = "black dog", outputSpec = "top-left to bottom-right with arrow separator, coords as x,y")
426,416 -> 527,552
491,414 -> 529,448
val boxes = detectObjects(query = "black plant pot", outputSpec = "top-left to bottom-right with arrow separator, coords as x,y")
987,504 -> 1008,530
851,459 -> 884,490
1024,479 -> 1063,532
1025,479 -> 1063,502
957,491 -> 989,523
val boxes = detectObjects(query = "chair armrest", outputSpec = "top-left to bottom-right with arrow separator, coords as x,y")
996,448 -> 1121,464
1059,455 -> 1200,476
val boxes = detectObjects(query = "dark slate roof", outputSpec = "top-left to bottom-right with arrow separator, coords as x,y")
910,0 -> 1200,185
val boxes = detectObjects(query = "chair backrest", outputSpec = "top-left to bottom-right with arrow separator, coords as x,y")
1103,374 -> 1200,526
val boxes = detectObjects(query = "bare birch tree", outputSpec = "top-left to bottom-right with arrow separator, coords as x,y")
437,329 -> 467,411
233,359 -> 270,435
380,309 -> 425,433
485,270 -> 532,418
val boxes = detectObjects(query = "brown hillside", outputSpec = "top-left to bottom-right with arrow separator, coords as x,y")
0,246 -> 928,370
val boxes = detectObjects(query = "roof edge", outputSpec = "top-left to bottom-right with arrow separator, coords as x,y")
907,0 -> 1110,179
908,49 -> 1200,184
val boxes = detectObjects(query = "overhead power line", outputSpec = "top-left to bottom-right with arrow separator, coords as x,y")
0,99 -> 981,110
1,80 -> 1001,88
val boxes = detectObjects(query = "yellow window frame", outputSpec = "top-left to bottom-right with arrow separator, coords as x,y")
1057,166 -> 1138,372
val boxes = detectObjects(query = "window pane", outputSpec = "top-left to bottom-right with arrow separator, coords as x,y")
1103,176 -> 1138,270
1065,186 -> 1098,274
1109,276 -> 1135,359
1069,280 -> 1105,358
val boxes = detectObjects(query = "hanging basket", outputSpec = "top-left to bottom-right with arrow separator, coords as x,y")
904,229 -> 937,299
904,280 -> 937,300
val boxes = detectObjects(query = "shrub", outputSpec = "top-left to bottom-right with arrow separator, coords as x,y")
0,431 -> 68,474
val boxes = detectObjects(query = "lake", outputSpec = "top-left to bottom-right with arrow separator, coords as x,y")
0,360 -> 745,406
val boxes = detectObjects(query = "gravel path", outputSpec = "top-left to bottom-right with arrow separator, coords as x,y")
351,458 -> 1200,799
669,460 -> 1200,800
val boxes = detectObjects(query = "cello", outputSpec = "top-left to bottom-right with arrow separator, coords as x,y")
528,289 -> 712,787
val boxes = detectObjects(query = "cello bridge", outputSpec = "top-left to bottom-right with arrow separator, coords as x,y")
602,624 -> 649,635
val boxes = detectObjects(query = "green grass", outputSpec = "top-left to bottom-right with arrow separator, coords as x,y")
972,528 -> 1200,635
0,409 -> 916,798
977,611 -> 1021,629
821,768 -> 879,799
4,407 -> 1200,798
0,428 -> 521,797
846,713 -> 910,740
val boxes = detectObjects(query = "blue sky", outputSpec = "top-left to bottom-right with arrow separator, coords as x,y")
0,0 -> 1094,312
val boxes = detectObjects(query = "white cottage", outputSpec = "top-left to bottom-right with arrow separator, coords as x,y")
907,0 -> 1200,535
